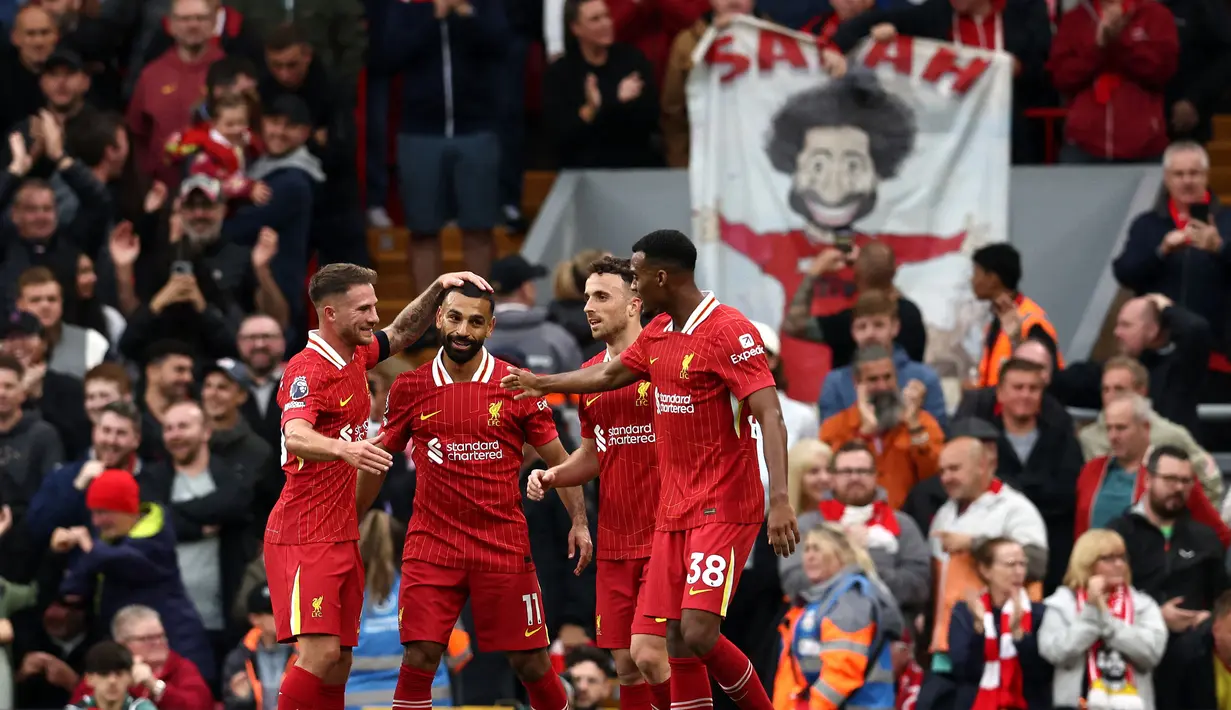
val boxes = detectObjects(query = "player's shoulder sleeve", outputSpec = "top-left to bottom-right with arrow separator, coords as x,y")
381,368 -> 423,453
363,331 -> 392,369
577,353 -> 604,434
620,315 -> 664,376
279,353 -> 326,429
708,308 -> 777,401
521,392 -> 560,448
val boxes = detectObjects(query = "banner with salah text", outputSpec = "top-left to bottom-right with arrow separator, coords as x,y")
687,16 -> 1012,404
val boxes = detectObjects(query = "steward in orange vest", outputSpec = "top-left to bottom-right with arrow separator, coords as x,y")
970,244 -> 1064,387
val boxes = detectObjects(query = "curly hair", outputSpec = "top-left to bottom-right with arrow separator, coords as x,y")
765,72 -> 917,180
589,255 -> 634,285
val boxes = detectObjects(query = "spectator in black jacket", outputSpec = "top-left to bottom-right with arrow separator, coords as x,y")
984,358 -> 1083,593
1161,0 -> 1231,143
234,314 -> 284,452
1115,293 -> 1211,435
141,401 -> 254,656
1,311 -> 90,460
382,0 -> 507,290
1176,590 -> 1231,710
200,360 -> 273,484
0,7 -> 59,132
543,0 -> 661,170
41,0 -> 127,111
1108,445 -> 1229,710
957,338 -> 1074,433
12,600 -> 100,709
257,25 -> 367,271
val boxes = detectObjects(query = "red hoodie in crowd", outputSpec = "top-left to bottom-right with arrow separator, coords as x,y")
608,0 -> 709,85
1047,0 -> 1178,160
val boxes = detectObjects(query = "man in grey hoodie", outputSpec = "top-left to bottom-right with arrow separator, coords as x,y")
486,254 -> 584,377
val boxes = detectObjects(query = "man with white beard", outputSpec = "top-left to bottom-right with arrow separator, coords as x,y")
118,176 -> 287,364
820,343 -> 944,509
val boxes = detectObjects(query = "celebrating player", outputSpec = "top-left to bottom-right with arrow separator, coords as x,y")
267,265 -> 491,710
525,255 -> 670,710
379,282 -> 593,710
503,230 -> 799,710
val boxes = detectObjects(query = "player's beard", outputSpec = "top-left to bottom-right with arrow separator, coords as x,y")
442,333 -> 483,364
590,313 -> 626,342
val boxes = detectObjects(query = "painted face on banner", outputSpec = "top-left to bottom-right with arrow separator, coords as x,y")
788,126 -> 879,233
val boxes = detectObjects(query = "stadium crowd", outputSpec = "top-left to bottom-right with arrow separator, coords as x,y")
0,0 -> 1231,709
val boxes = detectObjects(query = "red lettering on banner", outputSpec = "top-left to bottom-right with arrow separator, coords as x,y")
862,36 -> 912,75
920,47 -> 990,94
757,30 -> 807,72
705,35 -> 751,83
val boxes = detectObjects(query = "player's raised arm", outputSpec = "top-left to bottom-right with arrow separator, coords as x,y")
746,386 -> 800,556
284,419 -> 393,476
526,438 -> 600,501
502,358 -> 640,400
383,271 -> 493,353
533,437 -> 594,575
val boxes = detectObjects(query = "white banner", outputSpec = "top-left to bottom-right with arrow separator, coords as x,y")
687,17 -> 1012,404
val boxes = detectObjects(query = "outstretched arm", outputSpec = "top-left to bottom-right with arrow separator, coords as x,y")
502,358 -> 641,398
383,272 -> 492,353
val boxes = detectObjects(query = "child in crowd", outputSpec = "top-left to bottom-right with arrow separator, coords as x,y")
66,641 -> 157,710
166,93 -> 270,205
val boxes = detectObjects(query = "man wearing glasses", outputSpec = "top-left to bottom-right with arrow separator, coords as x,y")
778,440 -> 931,614
235,314 -> 287,450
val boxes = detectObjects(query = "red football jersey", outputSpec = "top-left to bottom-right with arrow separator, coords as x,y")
578,350 -> 659,560
266,330 -> 389,545
620,293 -> 776,530
382,348 -> 560,573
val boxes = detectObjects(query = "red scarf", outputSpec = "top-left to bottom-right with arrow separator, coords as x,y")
1167,192 -> 1211,229
973,588 -> 1031,710
1077,586 -> 1141,710
818,498 -> 901,536
950,0 -> 1005,48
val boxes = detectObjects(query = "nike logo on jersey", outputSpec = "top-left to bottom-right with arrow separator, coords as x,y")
649,357 -> 659,364
586,395 -> 602,407
524,626 -> 544,637
340,395 -> 354,407
421,411 -> 442,421
688,587 -> 714,596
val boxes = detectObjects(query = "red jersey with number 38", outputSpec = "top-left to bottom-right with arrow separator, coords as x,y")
578,350 -> 659,560
382,348 -> 560,573
619,293 -> 776,531
266,330 -> 389,545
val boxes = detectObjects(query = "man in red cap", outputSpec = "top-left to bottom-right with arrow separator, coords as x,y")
56,469 -> 215,686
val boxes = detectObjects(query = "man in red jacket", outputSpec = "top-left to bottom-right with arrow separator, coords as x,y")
68,605 -> 213,710
1074,393 -> 1230,546
1048,0 -> 1179,163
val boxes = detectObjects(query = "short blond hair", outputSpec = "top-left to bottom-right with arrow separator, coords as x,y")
805,525 -> 880,583
1104,355 -> 1149,390
1064,529 -> 1130,590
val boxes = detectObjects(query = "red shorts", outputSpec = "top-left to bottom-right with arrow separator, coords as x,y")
594,558 -> 666,649
398,559 -> 549,652
642,523 -> 760,620
265,540 -> 365,647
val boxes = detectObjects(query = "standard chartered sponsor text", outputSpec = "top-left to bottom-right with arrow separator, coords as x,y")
446,440 -> 505,461
606,424 -> 656,446
656,391 -> 695,414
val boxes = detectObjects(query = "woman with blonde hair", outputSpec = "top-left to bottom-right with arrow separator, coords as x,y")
547,248 -> 609,359
787,439 -> 833,514
772,526 -> 900,710
1037,530 -> 1166,710
345,511 -> 471,708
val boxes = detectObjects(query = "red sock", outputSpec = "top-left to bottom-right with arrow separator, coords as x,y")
278,665 -> 324,710
321,683 -> 346,710
522,671 -> 569,710
392,664 -> 435,710
649,679 -> 672,710
621,682 -> 652,710
698,635 -> 771,710
668,657 -> 712,710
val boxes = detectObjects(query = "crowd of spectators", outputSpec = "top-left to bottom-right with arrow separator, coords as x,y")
1,0 -> 1231,710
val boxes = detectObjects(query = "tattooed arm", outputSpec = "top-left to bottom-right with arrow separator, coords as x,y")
781,274 -> 825,342
382,272 -> 492,353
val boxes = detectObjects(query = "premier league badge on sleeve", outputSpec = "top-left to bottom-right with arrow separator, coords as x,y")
290,375 -> 309,400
